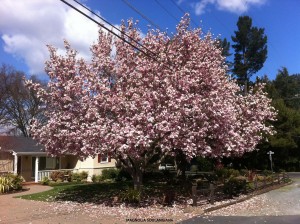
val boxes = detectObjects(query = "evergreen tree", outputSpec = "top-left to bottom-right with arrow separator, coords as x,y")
232,16 -> 267,93
215,38 -> 232,71
273,67 -> 300,109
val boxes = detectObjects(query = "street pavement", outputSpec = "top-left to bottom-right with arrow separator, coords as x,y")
180,172 -> 300,224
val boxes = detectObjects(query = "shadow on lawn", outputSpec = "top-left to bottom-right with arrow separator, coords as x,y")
25,179 -> 193,207
53,182 -> 132,205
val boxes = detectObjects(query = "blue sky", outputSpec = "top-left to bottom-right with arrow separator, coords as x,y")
0,0 -> 299,81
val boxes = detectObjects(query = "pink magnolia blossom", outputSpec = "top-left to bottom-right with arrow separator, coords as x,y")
26,15 -> 276,188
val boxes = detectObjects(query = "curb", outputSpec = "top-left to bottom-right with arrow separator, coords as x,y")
202,180 -> 293,214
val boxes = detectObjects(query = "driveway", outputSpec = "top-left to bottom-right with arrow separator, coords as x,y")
180,172 -> 300,224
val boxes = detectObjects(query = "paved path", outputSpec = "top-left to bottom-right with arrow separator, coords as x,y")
0,184 -> 189,224
180,172 -> 300,224
0,185 -> 115,224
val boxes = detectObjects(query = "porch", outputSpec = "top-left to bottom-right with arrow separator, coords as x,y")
37,168 -> 78,182
11,153 -> 79,182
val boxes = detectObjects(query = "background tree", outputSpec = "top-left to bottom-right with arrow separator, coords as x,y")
215,38 -> 232,71
273,67 -> 300,109
224,69 -> 300,171
0,64 -> 45,137
232,16 -> 267,93
28,15 -> 276,190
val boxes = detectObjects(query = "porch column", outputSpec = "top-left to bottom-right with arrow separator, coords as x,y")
13,152 -> 18,175
59,157 -> 62,169
35,156 -> 39,183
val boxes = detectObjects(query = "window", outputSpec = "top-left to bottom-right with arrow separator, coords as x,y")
46,157 -> 58,169
98,153 -> 111,163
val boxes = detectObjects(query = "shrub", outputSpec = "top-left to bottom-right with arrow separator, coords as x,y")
190,165 -> 198,172
246,182 -> 255,191
223,176 -> 247,196
79,171 -> 88,181
71,172 -> 82,182
240,169 -> 248,176
228,169 -> 240,178
121,187 -> 141,204
256,175 -> 265,182
101,168 -> 119,181
0,176 -> 12,193
262,169 -> 273,176
64,171 -> 72,182
215,168 -> 240,183
143,171 -> 166,182
50,171 -> 65,182
1,174 -> 24,191
40,176 -> 50,185
194,157 -> 213,171
9,174 -> 24,190
92,174 -> 101,183
116,169 -> 132,181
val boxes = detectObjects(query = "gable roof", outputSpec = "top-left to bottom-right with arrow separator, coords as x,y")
0,136 -> 45,155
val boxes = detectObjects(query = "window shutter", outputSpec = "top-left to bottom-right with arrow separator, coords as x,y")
108,153 -> 111,162
98,154 -> 101,163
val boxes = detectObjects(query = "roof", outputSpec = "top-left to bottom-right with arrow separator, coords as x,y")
0,136 -> 45,155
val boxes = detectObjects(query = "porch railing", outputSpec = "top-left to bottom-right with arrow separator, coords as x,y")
37,169 -> 77,182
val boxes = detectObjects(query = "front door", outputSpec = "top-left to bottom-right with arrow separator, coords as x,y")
31,156 -> 36,178
17,156 -> 21,175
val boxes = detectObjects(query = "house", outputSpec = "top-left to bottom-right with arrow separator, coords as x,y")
0,136 -> 116,182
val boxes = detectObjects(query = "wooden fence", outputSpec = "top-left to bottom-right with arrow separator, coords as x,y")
191,172 -> 290,206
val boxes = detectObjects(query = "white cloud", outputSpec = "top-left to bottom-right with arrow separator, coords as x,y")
0,0 -> 101,75
193,0 -> 266,15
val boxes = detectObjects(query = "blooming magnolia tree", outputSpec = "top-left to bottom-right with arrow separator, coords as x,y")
27,15 -> 276,190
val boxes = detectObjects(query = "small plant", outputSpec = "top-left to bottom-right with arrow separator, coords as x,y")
79,171 -> 88,181
190,165 -> 198,172
64,171 -> 72,182
116,169 -> 132,181
223,176 -> 247,197
92,174 -> 101,183
10,174 -> 24,190
101,168 -> 120,181
71,172 -> 82,182
50,171 -> 65,182
262,169 -> 273,176
121,187 -> 141,204
1,174 -> 24,192
0,176 -> 12,193
40,176 -> 50,185
162,188 -> 176,205
246,182 -> 255,191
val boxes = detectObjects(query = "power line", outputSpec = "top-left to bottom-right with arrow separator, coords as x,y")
121,0 -> 162,31
59,0 -> 174,70
169,0 -> 199,28
70,0 -> 156,57
154,0 -> 179,23
59,0 -> 156,58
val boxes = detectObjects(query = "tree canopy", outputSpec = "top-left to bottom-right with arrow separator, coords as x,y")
232,16 -> 267,93
27,15 -> 276,189
0,64 -> 44,137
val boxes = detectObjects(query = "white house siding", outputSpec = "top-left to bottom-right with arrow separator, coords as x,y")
74,156 -> 116,181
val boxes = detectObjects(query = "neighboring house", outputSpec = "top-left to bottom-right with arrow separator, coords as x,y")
0,136 -> 116,182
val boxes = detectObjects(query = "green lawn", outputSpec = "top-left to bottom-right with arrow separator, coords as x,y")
17,179 -> 191,205
18,182 -> 132,203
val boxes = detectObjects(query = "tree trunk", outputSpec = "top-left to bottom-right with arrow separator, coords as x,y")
132,169 -> 143,191
117,157 -> 143,191
244,78 -> 248,95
